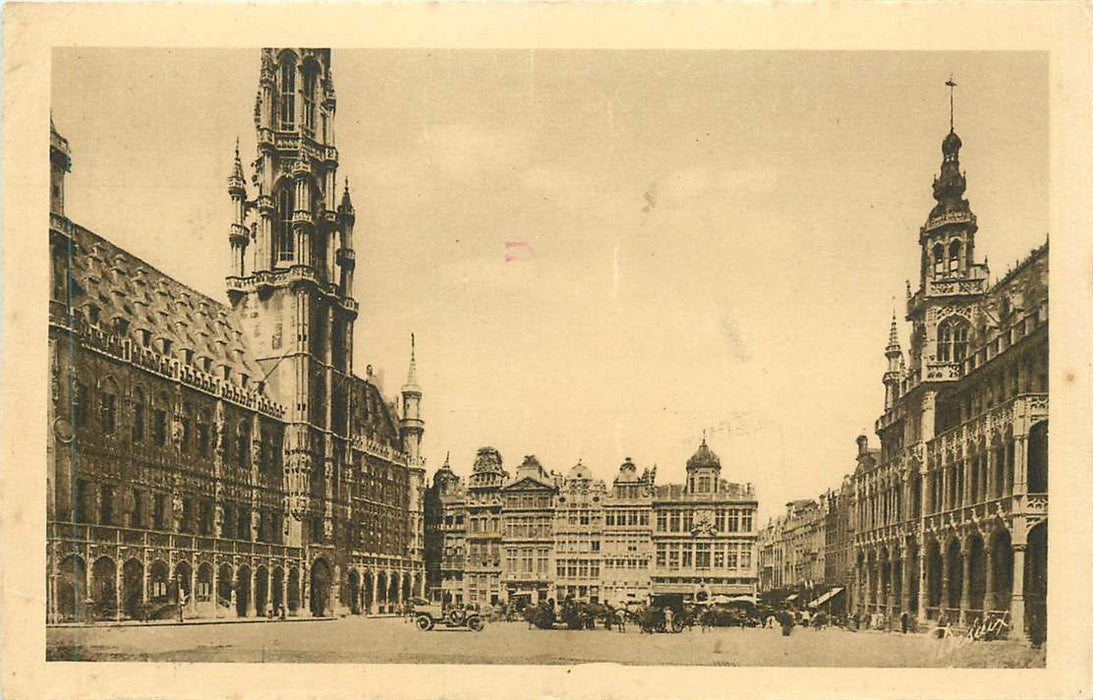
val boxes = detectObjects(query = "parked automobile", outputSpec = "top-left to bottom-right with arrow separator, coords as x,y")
412,601 -> 485,632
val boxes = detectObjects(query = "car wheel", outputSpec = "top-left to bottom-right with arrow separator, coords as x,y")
468,616 -> 485,632
415,615 -> 434,631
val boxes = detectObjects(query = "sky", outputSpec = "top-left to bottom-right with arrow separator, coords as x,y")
52,49 -> 1048,523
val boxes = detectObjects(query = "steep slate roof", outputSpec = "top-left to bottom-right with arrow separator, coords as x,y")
69,224 -> 263,383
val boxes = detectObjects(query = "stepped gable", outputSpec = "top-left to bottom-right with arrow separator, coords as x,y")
69,224 -> 263,386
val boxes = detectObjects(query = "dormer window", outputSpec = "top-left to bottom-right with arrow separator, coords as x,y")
113,317 -> 129,336
183,348 -> 194,365
140,329 -> 152,348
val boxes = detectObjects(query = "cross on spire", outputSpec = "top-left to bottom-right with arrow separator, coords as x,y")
945,75 -> 958,133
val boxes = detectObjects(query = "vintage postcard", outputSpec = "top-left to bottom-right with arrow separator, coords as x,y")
3,3 -> 1092,699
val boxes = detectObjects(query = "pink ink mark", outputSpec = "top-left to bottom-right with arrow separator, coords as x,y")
505,241 -> 533,263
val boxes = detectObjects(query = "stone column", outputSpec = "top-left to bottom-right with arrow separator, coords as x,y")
916,539 -> 928,621
982,545 -> 994,614
115,563 -> 124,621
371,572 -> 379,615
959,544 -> 972,626
246,569 -> 257,617
900,550 -> 913,615
1010,543 -> 1027,639
139,557 -> 149,619
189,565 -> 198,616
1013,436 -> 1029,495
939,548 -> 950,618
266,567 -> 274,617
212,565 -> 222,618
280,571 -> 288,617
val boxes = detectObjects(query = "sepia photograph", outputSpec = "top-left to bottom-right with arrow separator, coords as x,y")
43,46 -> 1051,668
4,3 -> 1093,698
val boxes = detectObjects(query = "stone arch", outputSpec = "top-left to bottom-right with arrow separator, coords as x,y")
309,558 -> 332,617
57,554 -> 88,622
362,570 -> 374,614
196,562 -> 213,603
944,537 -> 963,610
287,566 -> 300,614
148,560 -> 169,607
91,556 -> 117,620
122,558 -> 143,619
388,571 -> 400,610
217,563 -> 233,612
346,569 -> 360,614
175,560 -> 193,605
402,572 -> 411,603
1026,521 -> 1048,639
376,570 -> 388,613
236,564 -> 252,617
988,527 -> 1013,611
965,531 -> 987,613
990,433 -> 1005,498
1028,420 -> 1048,493
271,566 -> 284,614
255,565 -> 269,616
925,537 -> 943,609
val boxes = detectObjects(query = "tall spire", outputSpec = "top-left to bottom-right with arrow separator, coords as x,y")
405,332 -> 418,388
946,75 -> 957,133
886,311 -> 900,351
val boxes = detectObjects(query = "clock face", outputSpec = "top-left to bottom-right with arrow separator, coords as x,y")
53,418 -> 74,444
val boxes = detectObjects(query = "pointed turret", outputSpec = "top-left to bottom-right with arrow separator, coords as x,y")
227,138 -> 249,277
883,312 -> 905,410
399,333 -> 425,464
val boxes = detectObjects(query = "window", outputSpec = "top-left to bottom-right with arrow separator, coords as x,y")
74,381 -> 89,429
948,239 -> 961,273
99,386 -> 116,435
129,489 -> 143,528
937,319 -> 970,363
279,59 -> 296,129
682,512 -> 693,532
200,501 -> 213,536
276,186 -> 295,264
302,69 -> 316,132
237,423 -> 250,468
177,497 -> 193,533
726,543 -> 739,569
153,493 -> 167,530
656,545 -> 666,568
697,476 -> 710,492
657,511 -> 667,532
669,512 -> 680,532
696,543 -> 711,569
715,509 -> 725,532
606,512 -> 615,526
179,415 -> 191,452
591,541 -> 600,552
131,390 -> 145,442
741,511 -> 753,532
713,545 -> 724,568
682,544 -> 693,568
153,407 -> 168,446
740,546 -> 752,570
933,243 -> 944,275
197,418 -> 210,457
98,484 -> 114,525
727,510 -> 740,532
668,545 -> 680,570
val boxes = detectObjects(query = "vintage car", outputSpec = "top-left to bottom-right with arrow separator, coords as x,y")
411,600 -> 485,632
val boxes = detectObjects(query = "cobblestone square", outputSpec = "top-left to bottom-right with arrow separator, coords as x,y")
46,617 -> 1044,667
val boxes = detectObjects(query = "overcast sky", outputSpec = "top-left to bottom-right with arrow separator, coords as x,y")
52,49 -> 1047,522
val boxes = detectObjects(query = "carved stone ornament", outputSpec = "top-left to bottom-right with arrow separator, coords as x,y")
52,417 -> 74,444
692,509 -> 715,535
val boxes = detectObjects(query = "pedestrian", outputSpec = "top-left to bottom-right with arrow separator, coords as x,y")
900,610 -> 909,634
178,589 -> 186,623
663,606 -> 675,633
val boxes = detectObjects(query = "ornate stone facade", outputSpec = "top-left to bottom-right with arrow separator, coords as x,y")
47,48 -> 426,624
852,121 -> 1049,640
424,441 -> 759,608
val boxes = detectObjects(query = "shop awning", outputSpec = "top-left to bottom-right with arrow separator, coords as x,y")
785,594 -> 799,602
807,587 -> 844,608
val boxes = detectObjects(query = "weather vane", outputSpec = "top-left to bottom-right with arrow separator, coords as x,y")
946,74 -> 958,132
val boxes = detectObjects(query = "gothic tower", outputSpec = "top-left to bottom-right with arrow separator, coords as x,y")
905,79 -> 990,443
226,48 -> 358,548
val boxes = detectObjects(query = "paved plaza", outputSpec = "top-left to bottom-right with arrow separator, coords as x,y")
47,617 -> 1044,667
